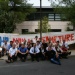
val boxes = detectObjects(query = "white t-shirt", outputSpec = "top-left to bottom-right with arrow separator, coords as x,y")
9,48 -> 17,56
61,42 -> 69,49
1,43 -> 9,50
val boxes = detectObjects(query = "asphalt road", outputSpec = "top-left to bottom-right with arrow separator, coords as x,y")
0,56 -> 75,75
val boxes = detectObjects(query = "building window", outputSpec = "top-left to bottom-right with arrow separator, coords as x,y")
49,29 -> 61,32
55,14 -> 61,21
22,29 -> 29,34
35,29 -> 39,32
48,14 -> 61,21
48,14 -> 54,21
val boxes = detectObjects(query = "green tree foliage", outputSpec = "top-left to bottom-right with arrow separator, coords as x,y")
38,16 -> 50,33
0,0 -> 35,33
49,0 -> 75,30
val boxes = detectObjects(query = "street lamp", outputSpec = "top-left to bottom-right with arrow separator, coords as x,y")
40,0 -> 42,42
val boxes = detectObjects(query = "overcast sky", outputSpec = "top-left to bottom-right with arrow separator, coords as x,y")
27,0 -> 51,6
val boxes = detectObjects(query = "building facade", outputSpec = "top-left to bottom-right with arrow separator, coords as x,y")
14,6 -> 73,34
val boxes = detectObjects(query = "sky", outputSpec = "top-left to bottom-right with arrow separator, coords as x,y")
27,0 -> 51,6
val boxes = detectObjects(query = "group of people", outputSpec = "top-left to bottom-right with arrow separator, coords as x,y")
0,38 -> 71,65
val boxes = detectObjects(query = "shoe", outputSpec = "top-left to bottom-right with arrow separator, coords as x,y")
11,59 -> 13,63
32,60 -> 34,62
64,57 -> 68,59
36,59 -> 39,62
21,59 -> 26,62
6,60 -> 11,63
31,58 -> 34,62
58,63 -> 61,65
68,52 -> 71,55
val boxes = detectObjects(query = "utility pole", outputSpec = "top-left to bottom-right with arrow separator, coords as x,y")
40,0 -> 42,42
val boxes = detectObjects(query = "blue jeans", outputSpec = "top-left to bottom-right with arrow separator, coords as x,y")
50,55 -> 61,65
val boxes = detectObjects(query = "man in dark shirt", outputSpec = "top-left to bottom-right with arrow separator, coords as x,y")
46,45 -> 61,65
17,43 -> 28,62
42,40 -> 48,52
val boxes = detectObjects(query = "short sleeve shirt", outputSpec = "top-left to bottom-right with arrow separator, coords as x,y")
19,47 -> 28,53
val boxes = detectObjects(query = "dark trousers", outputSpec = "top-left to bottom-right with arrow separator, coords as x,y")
0,48 -> 6,57
30,53 -> 39,61
60,52 -> 68,58
17,53 -> 27,61
0,52 -> 1,58
2,48 -> 5,56
39,52 -> 45,60
46,51 -> 55,60
8,55 -> 17,61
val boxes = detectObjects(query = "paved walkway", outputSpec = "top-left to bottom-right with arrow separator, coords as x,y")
0,50 -> 75,60
0,56 -> 75,75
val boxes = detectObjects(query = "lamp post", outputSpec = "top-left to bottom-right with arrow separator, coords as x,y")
40,0 -> 42,42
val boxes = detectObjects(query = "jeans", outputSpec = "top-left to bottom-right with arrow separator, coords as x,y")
50,55 -> 61,65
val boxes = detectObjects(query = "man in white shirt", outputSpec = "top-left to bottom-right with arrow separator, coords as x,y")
30,43 -> 40,62
1,40 -> 9,56
61,40 -> 69,49
6,44 -> 18,63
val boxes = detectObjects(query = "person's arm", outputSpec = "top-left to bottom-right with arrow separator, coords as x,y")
22,48 -> 28,54
9,48 -> 12,57
15,48 -> 18,56
36,47 -> 40,53
30,47 -> 33,54
65,43 -> 69,50
60,47 -> 63,53
46,47 -> 48,51
17,47 -> 23,54
26,49 -> 28,54
53,47 -> 59,58
55,51 -> 59,58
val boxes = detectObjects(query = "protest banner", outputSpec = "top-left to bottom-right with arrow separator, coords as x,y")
0,31 -> 75,45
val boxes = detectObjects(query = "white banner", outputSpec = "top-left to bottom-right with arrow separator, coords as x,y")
0,31 -> 75,45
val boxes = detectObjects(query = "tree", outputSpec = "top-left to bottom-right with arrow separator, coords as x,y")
48,0 -> 75,30
0,0 -> 35,33
38,16 -> 50,33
